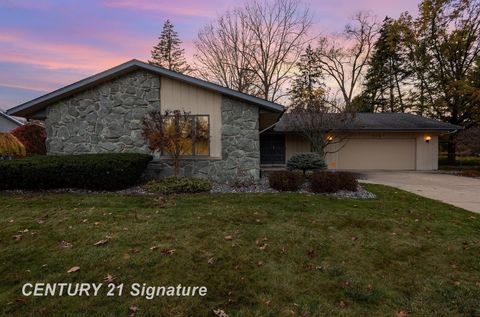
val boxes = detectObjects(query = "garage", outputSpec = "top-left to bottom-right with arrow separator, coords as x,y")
336,138 -> 416,170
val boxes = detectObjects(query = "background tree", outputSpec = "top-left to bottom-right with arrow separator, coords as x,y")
11,123 -> 46,156
195,11 -> 257,94
360,17 -> 410,112
195,0 -> 311,102
150,20 -> 191,73
399,0 -> 480,163
316,12 -> 379,108
142,110 -> 207,176
287,46 -> 355,158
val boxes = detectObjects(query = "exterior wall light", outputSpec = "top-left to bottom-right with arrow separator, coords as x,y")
424,135 -> 432,143
327,135 -> 334,141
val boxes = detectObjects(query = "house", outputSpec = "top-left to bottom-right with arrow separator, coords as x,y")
6,60 -> 461,181
0,110 -> 23,132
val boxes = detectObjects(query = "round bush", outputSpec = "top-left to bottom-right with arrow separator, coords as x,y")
143,176 -> 212,195
268,170 -> 304,191
287,152 -> 326,175
11,123 -> 47,156
310,171 -> 358,193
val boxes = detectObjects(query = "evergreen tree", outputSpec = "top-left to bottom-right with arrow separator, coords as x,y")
361,17 -> 409,112
289,45 -> 325,108
150,20 -> 191,73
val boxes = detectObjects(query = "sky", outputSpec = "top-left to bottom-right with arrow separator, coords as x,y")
0,0 -> 420,111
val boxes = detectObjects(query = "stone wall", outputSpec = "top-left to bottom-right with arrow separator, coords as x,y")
145,96 -> 260,183
45,70 -> 261,183
46,70 -> 160,154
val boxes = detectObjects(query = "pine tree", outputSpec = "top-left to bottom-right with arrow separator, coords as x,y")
289,45 -> 325,108
150,20 -> 191,73
361,17 -> 409,113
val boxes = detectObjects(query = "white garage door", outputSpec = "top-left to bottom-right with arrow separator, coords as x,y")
337,139 -> 416,170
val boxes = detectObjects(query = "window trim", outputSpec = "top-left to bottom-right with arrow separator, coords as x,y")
160,114 -> 211,157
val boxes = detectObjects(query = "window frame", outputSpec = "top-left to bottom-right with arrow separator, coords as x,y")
160,114 -> 211,157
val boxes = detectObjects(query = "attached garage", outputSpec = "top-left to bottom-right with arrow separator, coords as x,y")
335,138 -> 416,170
271,113 -> 462,171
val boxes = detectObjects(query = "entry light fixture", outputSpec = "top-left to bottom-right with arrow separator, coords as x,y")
424,135 -> 432,143
327,135 -> 334,141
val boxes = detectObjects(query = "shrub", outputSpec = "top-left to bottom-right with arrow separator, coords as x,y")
0,133 -> 26,158
460,169 -> 480,178
0,153 -> 152,190
311,171 -> 358,193
143,176 -> 212,195
11,124 -> 47,156
287,152 -> 327,176
268,170 -> 304,191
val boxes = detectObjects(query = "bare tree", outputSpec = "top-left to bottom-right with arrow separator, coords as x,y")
195,0 -> 312,102
195,11 -> 257,94
316,12 -> 379,107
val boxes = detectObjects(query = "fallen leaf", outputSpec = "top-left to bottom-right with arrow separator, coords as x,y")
122,253 -> 131,260
94,239 -> 109,246
308,249 -> 315,257
258,243 -> 268,251
224,235 -> 233,241
12,235 -> 22,241
150,245 -> 160,251
263,299 -> 271,306
208,257 -> 215,265
351,236 -> 358,241
396,310 -> 408,317
67,266 -> 80,273
104,273 -> 115,283
339,300 -> 347,308
213,308 -> 229,317
59,240 -> 73,248
257,261 -> 264,267
37,219 -> 45,224
161,248 -> 175,256
129,305 -> 139,316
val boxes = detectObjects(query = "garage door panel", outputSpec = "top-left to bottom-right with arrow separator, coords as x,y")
337,139 -> 415,170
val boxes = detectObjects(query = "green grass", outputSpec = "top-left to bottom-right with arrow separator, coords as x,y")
1,185 -> 480,316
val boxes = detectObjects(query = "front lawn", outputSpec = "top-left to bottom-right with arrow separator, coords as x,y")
1,185 -> 479,316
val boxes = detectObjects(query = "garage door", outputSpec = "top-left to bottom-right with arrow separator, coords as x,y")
337,139 -> 416,170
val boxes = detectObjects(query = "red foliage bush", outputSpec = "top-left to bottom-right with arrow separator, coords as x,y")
268,170 -> 304,191
11,123 -> 47,156
311,171 -> 358,193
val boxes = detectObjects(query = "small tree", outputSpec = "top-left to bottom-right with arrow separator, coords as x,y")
142,109 -> 208,176
11,123 -> 46,156
287,152 -> 326,176
0,133 -> 26,159
150,20 -> 191,73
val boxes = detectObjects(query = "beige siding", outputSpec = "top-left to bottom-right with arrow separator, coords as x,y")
160,77 -> 222,158
285,134 -> 310,160
416,134 -> 439,170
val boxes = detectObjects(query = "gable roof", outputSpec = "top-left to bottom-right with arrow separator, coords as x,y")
7,59 -> 285,118
0,110 -> 24,126
274,112 -> 462,132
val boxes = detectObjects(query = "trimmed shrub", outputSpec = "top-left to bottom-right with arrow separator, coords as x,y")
311,171 -> 358,193
0,133 -> 26,158
268,170 -> 304,191
287,152 -> 327,176
11,124 -> 47,156
0,153 -> 152,190
143,176 -> 212,195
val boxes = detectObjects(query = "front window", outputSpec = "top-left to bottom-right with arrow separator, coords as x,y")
162,115 -> 210,156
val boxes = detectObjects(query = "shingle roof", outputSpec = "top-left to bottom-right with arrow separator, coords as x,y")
274,112 -> 462,132
7,59 -> 285,118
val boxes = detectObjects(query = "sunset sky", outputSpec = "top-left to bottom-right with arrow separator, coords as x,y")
0,0 -> 420,111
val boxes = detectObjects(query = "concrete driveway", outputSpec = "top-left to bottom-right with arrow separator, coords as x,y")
359,171 -> 480,213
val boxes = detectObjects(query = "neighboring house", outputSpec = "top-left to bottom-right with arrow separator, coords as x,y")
7,59 -> 461,181
0,110 -> 23,132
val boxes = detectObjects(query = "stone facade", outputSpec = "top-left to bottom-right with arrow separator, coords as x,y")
46,70 -> 159,154
45,70 -> 261,183
146,96 -> 260,183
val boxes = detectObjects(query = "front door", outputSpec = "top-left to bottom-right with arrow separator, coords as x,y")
260,134 -> 285,165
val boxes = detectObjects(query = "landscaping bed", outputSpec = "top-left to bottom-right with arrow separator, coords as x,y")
1,185 -> 479,316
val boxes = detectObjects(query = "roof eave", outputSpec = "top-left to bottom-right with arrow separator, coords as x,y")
7,59 -> 285,117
